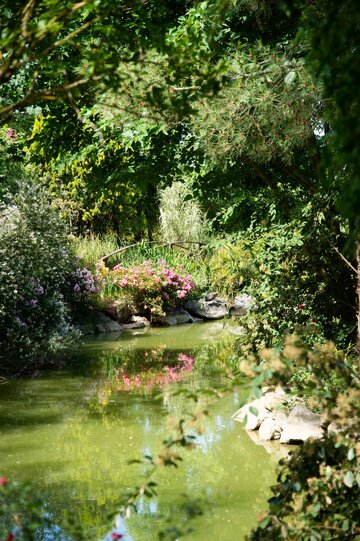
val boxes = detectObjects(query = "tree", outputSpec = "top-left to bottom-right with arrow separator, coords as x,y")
0,0 -> 231,125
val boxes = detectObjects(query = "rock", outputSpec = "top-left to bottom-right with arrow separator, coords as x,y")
264,391 -> 287,412
229,293 -> 253,317
259,418 -> 282,441
121,315 -> 150,330
156,308 -> 193,326
104,300 -> 132,323
204,291 -> 218,301
232,397 -> 269,430
73,311 -> 123,334
280,421 -> 324,444
173,308 -> 193,324
156,315 -> 178,326
280,404 -> 324,443
185,296 -> 228,320
94,313 -> 122,333
288,404 -> 322,424
272,410 -> 288,427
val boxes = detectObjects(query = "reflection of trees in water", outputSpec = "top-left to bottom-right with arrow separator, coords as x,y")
6,335 -> 272,541
88,338 -> 236,409
42,341 -> 236,538
45,391 -> 164,539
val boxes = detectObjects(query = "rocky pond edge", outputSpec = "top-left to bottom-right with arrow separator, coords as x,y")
232,386 -> 342,447
74,292 -> 253,334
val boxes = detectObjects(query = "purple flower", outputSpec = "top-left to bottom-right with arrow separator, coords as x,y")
15,317 -> 26,327
34,285 -> 44,295
74,284 -> 81,293
29,299 -> 38,307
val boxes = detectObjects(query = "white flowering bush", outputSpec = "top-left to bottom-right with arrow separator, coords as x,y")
0,184 -> 98,369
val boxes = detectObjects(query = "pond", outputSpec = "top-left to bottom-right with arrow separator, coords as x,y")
0,322 -> 278,541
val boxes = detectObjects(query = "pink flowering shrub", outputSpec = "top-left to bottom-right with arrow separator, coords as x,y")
98,259 -> 195,316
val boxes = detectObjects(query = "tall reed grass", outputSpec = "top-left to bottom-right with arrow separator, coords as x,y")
158,182 -> 208,243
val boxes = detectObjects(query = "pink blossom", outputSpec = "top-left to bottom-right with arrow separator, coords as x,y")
176,290 -> 187,299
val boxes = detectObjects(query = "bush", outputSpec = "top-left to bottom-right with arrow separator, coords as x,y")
0,476 -> 51,541
0,184 -> 98,370
208,222 -> 354,350
242,337 -> 360,541
98,259 -> 195,317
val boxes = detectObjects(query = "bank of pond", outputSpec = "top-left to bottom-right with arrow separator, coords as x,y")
0,322 -> 280,541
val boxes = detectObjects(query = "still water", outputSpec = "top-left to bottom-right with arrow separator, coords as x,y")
0,322 -> 278,541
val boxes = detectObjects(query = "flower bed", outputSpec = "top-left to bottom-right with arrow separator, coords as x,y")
97,260 -> 195,317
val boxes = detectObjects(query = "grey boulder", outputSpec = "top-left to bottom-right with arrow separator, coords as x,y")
229,293 -> 253,317
185,296 -> 228,320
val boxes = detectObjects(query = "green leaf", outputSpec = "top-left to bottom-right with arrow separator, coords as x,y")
343,471 -> 354,488
249,406 -> 258,416
347,447 -> 355,461
284,70 -> 297,87
253,386 -> 262,399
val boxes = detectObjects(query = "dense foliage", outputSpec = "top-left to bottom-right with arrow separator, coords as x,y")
0,185 -> 99,370
239,337 -> 360,540
0,0 -> 359,539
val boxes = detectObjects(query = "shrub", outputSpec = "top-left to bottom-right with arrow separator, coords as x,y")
0,476 -> 51,541
209,222 -> 354,350
241,337 -> 360,541
98,259 -> 195,317
0,184 -> 98,370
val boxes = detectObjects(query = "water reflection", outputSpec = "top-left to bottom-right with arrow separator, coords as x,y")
0,323 -> 276,541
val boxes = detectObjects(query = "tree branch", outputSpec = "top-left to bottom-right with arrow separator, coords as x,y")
331,243 -> 358,276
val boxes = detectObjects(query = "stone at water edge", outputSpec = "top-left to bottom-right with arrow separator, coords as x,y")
121,315 -> 150,330
287,403 -> 322,424
103,299 -> 132,323
185,296 -> 228,320
204,291 -> 219,301
73,312 -> 122,334
263,391 -> 288,412
95,313 -> 122,333
155,308 -> 193,326
280,422 -> 324,444
279,404 -> 324,444
258,418 -> 282,441
229,293 -> 253,317
232,397 -> 269,430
